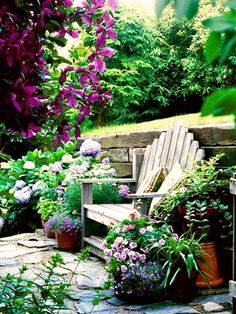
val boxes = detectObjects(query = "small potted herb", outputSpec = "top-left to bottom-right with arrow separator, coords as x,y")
37,199 -> 62,238
50,212 -> 81,250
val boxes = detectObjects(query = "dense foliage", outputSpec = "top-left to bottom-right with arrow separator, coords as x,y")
77,3 -> 235,127
156,0 -> 236,126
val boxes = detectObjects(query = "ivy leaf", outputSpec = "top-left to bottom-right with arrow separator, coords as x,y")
203,15 -> 236,32
155,0 -> 171,18
205,32 -> 222,64
175,0 -> 199,20
201,88 -> 236,117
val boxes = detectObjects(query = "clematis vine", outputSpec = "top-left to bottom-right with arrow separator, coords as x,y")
0,0 -> 118,143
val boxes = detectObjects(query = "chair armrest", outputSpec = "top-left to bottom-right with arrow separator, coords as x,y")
126,192 -> 167,199
78,178 -> 136,184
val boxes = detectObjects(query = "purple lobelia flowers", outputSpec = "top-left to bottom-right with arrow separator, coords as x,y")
114,261 -> 164,301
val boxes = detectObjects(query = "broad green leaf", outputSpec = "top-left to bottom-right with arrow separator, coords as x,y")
219,34 -> 236,64
203,15 -> 236,32
201,88 -> 236,117
226,0 -> 236,9
175,0 -> 199,20
92,297 -> 100,306
155,0 -> 171,18
205,32 -> 222,64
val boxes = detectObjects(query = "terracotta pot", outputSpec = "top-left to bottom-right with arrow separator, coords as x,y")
46,230 -> 55,239
195,242 -> 223,288
55,231 -> 77,250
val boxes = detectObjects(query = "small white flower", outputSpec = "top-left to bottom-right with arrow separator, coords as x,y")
147,226 -> 154,232
23,161 -> 35,170
0,162 -> 10,169
40,165 -> 49,171
62,154 -> 74,163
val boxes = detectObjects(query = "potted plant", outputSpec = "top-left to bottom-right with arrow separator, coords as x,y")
103,213 -> 180,303
150,233 -> 205,301
50,212 -> 81,250
156,154 -> 234,288
36,199 -> 62,238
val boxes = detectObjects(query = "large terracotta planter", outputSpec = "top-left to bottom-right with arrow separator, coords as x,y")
195,242 -> 223,288
55,231 -> 77,250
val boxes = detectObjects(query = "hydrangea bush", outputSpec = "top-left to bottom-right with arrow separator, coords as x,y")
0,139 -> 122,235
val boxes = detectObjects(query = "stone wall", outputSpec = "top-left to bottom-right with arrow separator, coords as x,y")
79,123 -> 236,177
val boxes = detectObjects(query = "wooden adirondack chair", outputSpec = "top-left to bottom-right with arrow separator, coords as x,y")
79,122 -> 205,257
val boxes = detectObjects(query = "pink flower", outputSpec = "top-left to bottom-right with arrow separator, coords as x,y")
139,228 -> 146,234
129,242 -> 137,249
121,265 -> 127,273
105,256 -> 110,263
159,239 -> 165,246
128,251 -> 138,260
139,254 -> 146,261
113,252 -> 121,259
123,224 -> 135,231
120,253 -> 127,261
173,233 -> 179,241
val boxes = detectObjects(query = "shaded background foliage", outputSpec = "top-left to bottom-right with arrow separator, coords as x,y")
80,1 -> 235,128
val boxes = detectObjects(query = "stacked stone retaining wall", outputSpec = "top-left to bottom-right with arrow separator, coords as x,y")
79,123 -> 236,177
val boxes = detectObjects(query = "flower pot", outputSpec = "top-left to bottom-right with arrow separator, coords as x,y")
195,242 -> 223,288
114,278 -> 166,304
167,270 -> 197,302
55,231 -> 77,250
46,230 -> 55,239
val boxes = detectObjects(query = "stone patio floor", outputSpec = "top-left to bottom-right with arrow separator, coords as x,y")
0,230 -> 233,314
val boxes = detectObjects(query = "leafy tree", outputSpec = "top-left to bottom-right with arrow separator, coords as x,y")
156,0 -> 236,126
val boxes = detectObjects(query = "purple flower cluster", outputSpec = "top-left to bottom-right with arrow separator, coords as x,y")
51,213 -> 81,235
114,261 -> 163,297
0,0 -> 117,142
118,185 -> 130,198
80,139 -> 101,158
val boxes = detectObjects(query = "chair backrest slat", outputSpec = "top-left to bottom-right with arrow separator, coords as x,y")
180,132 -> 194,168
172,125 -> 188,168
186,140 -> 199,168
159,128 -> 173,168
145,139 -> 159,176
137,144 -> 152,188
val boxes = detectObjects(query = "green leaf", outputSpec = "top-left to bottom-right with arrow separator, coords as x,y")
203,15 -> 236,32
226,0 -> 236,9
205,32 -> 222,64
175,0 -> 199,20
92,297 -> 100,306
201,88 -> 236,117
155,0 -> 171,18
219,34 -> 236,64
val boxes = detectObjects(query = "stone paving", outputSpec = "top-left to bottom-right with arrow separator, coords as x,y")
0,231 -> 233,314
